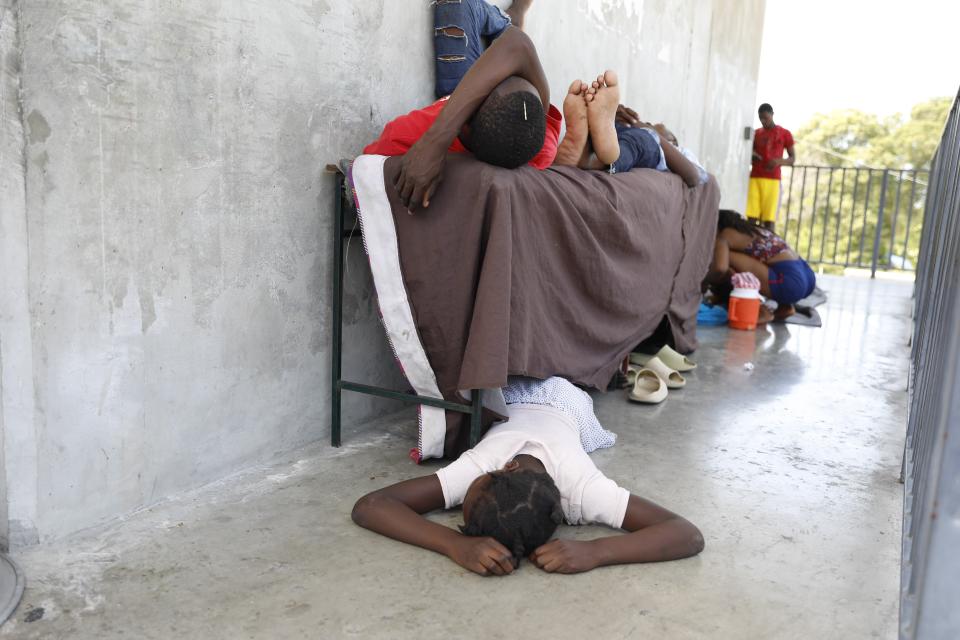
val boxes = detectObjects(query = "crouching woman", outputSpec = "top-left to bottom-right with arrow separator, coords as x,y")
707,209 -> 816,321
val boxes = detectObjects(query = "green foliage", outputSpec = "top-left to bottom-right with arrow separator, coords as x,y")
777,97 -> 952,272
794,96 -> 952,169
780,166 -> 926,271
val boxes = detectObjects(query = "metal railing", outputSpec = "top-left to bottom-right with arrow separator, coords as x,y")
899,88 -> 960,639
776,165 -> 928,276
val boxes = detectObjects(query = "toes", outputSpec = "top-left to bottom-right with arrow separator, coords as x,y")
602,69 -> 619,87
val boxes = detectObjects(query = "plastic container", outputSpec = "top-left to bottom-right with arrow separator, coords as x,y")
727,287 -> 761,331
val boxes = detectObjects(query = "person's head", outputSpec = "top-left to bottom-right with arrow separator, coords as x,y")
460,460 -> 563,564
653,123 -> 678,147
718,209 -> 761,236
758,103 -> 775,129
461,76 -> 546,169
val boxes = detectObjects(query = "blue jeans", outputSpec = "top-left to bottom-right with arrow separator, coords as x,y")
434,0 -> 512,98
610,126 -> 665,174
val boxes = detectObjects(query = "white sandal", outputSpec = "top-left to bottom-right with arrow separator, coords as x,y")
627,369 -> 667,404
643,356 -> 686,389
629,345 -> 697,372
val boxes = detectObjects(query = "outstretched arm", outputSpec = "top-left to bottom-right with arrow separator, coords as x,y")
660,139 -> 702,188
352,475 -> 517,576
529,494 -> 703,574
395,26 -> 549,210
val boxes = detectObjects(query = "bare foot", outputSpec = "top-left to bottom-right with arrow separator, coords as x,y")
585,70 -> 620,165
553,80 -> 590,167
774,304 -> 795,321
757,306 -> 775,324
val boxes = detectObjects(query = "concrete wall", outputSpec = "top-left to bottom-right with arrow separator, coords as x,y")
1,0 -> 33,549
2,0 -> 429,544
1,0 -> 764,544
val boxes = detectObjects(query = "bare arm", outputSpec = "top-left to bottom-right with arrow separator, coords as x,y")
395,26 -> 549,210
781,144 -> 796,166
591,495 -> 704,566
615,104 -> 641,127
352,475 -> 517,576
706,233 -> 743,285
505,0 -> 533,30
660,138 -> 702,187
529,494 -> 704,573
709,236 -> 731,280
768,144 -> 795,169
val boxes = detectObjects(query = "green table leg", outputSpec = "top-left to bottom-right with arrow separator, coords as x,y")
469,389 -> 483,447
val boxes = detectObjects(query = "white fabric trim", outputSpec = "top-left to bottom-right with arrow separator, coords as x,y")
350,155 -> 446,460
458,387 -> 508,418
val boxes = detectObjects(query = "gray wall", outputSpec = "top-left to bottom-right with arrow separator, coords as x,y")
1,0 -> 31,549
1,0 -> 764,544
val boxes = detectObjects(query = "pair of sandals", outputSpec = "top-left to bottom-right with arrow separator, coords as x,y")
625,345 -> 697,404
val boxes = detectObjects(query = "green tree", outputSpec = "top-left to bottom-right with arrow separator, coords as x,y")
780,96 -> 952,271
794,97 -> 952,169
793,109 -> 888,167
879,97 -> 955,169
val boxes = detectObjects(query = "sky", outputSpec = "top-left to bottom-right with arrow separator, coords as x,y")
755,0 -> 960,131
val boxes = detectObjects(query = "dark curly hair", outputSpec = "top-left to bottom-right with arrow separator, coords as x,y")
468,90 -> 546,169
718,209 -> 761,236
460,469 -> 563,563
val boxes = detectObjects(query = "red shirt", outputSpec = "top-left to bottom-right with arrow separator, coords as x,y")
363,96 -> 563,170
751,125 -> 794,180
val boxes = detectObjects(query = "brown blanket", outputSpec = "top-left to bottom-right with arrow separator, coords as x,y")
350,153 -> 719,459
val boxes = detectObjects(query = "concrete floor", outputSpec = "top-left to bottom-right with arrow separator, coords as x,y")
2,274 -> 909,640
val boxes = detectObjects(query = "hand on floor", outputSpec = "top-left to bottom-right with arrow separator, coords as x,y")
448,536 -> 516,577
529,539 -> 599,574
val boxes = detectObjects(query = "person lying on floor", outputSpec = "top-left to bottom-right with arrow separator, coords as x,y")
364,0 -> 702,211
706,209 -> 816,321
352,376 -> 704,576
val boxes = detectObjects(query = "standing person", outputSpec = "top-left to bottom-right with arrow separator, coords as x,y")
747,103 -> 795,231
